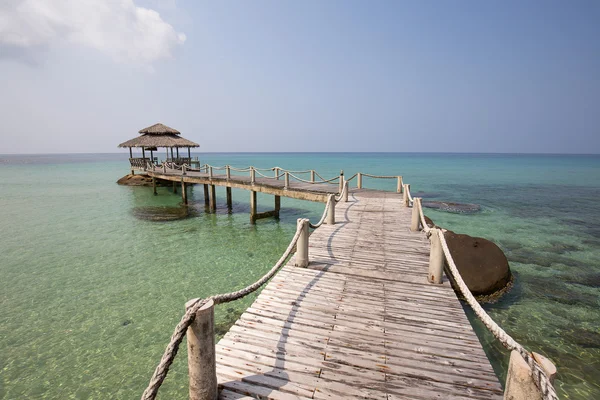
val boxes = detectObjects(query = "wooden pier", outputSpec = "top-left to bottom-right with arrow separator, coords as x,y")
215,191 -> 503,399
139,163 -> 557,400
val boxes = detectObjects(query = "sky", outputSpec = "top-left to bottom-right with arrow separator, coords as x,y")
0,0 -> 599,154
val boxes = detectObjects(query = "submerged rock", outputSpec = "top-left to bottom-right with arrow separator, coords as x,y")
132,206 -> 191,221
443,230 -> 513,298
422,201 -> 481,214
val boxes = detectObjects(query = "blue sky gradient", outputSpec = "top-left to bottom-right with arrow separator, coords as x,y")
1,1 -> 599,153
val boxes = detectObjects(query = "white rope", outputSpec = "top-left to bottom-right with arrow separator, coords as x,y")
360,173 -> 396,179
416,199 -> 432,234
309,195 -> 333,229
334,180 -> 348,203
254,169 -> 275,179
437,230 -> 558,400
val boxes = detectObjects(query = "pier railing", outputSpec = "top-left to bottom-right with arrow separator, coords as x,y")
404,184 -> 559,400
141,183 -> 347,400
147,161 -> 403,194
139,165 -> 558,400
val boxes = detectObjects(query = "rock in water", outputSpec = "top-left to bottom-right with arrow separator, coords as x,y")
422,201 -> 481,214
444,230 -> 513,297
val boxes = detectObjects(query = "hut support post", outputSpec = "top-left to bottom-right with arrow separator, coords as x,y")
181,181 -> 187,205
428,229 -> 444,284
152,177 -> 157,195
176,147 -> 179,159
173,181 -> 178,194
326,196 -> 335,225
203,184 -> 209,206
250,191 -> 257,224
187,147 -> 191,160
226,187 -> 232,209
186,298 -> 217,400
411,198 -> 421,232
209,185 -> 216,212
294,219 -> 309,267
397,176 -> 403,193
357,173 -> 362,189
170,147 -> 174,161
504,351 -> 556,400
129,148 -> 134,175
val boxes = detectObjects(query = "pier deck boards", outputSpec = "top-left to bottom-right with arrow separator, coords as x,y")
215,190 -> 503,399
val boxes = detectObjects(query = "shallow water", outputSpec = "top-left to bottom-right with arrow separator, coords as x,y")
0,153 -> 598,399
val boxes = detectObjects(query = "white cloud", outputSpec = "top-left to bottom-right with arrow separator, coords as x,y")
0,0 -> 186,64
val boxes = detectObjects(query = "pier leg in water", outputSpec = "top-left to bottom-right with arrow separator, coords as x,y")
274,195 -> 280,219
428,229 -> 444,284
181,181 -> 187,205
186,299 -> 217,400
152,177 -> 157,196
250,191 -> 257,224
173,181 -> 177,194
203,184 -> 209,206
226,187 -> 232,210
209,185 -> 216,212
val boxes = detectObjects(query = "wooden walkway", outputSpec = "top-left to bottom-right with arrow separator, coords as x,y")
215,190 -> 503,399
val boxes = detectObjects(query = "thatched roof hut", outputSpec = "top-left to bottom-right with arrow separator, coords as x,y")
119,123 -> 200,170
118,123 -> 199,149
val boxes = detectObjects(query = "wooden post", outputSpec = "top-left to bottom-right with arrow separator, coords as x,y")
250,191 -> 257,224
357,173 -> 362,189
226,187 -> 232,209
274,195 -> 281,219
182,164 -> 186,175
403,184 -> 410,206
182,181 -> 187,205
294,219 -> 309,267
129,148 -> 134,175
428,229 -> 444,284
250,168 -> 255,184
226,166 -> 230,180
411,198 -> 421,232
310,170 -> 315,183
186,298 -> 217,400
209,185 -> 216,212
284,172 -> 289,189
504,351 -> 557,400
397,176 -> 403,193
274,167 -> 279,180
173,181 -> 178,194
338,170 -> 344,193
176,147 -> 179,160
187,147 -> 191,160
326,196 -> 335,225
203,184 -> 209,206
170,147 -> 174,161
343,181 -> 349,202
152,177 -> 157,195
209,166 -> 213,180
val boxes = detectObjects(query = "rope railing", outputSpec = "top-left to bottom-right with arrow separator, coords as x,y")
360,173 -> 397,179
436,230 -> 558,400
406,180 -> 558,399
309,194 -> 334,229
141,221 -> 307,400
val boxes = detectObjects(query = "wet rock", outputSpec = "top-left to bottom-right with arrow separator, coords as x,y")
444,230 -> 513,297
117,174 -> 169,187
121,319 -> 133,326
422,201 -> 481,214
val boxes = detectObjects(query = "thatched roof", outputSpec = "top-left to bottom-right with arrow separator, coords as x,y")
139,123 -> 180,135
118,133 -> 199,148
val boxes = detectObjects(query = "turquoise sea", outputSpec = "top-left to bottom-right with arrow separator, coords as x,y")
1,153 -> 599,399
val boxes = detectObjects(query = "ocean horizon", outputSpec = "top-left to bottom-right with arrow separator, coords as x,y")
1,152 -> 599,399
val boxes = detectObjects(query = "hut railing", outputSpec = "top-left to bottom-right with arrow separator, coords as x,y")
404,184 -> 559,400
129,158 -> 150,170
